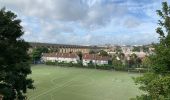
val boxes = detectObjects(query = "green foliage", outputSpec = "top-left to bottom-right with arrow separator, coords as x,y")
134,73 -> 170,100
133,2 -> 170,100
0,8 -> 34,100
141,56 -> 151,68
89,50 -> 96,54
48,47 -> 58,53
129,53 -> 142,68
87,61 -> 95,68
45,60 -> 113,70
99,50 -> 108,56
142,46 -> 149,52
151,44 -> 170,74
45,61 -> 56,65
152,1 -> 170,74
76,51 -> 82,61
96,64 -> 113,70
115,46 -> 122,54
111,53 -> 143,71
31,47 -> 49,63
130,95 -> 152,100
132,46 -> 149,52
45,61 -> 83,68
112,55 -> 126,70
133,46 -> 141,52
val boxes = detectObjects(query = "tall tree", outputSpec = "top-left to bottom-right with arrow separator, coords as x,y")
132,2 -> 170,100
112,55 -> 125,70
76,51 -> 82,61
0,8 -> 34,100
31,47 -> 49,63
141,56 -> 151,70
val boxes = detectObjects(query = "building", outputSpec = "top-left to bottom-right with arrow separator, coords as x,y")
82,54 -> 111,66
29,42 -> 108,54
121,45 -> 133,53
42,53 -> 79,63
124,51 -> 147,60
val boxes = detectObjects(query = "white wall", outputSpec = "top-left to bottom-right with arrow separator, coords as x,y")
83,59 -> 108,66
42,56 -> 79,63
83,59 -> 91,66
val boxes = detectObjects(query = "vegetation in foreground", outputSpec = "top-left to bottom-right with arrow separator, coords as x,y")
132,2 -> 170,100
28,65 -> 142,100
0,8 -> 34,100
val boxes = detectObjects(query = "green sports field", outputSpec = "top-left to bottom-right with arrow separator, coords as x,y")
27,65 -> 142,100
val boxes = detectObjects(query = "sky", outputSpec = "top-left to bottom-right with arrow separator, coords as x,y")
0,0 -> 168,45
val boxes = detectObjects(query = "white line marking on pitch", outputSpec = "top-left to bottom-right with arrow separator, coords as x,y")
29,77 -> 76,100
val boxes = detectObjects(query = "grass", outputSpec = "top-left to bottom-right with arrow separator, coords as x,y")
27,65 -> 142,100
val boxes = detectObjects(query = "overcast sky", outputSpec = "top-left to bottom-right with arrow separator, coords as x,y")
0,0 -> 167,45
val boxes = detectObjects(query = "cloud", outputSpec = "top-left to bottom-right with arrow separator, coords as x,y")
1,0 -> 128,28
0,0 -> 162,45
81,1 -> 128,29
123,16 -> 141,28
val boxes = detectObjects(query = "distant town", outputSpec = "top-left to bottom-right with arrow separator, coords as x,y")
29,42 -> 154,70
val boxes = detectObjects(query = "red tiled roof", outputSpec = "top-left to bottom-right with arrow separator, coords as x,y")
82,54 -> 110,61
43,53 -> 78,58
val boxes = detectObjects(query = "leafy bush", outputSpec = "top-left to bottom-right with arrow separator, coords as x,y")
132,2 -> 170,99
45,60 -> 114,71
45,61 -> 55,65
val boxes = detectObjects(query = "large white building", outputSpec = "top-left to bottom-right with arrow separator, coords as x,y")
82,54 -> 111,66
42,53 -> 79,63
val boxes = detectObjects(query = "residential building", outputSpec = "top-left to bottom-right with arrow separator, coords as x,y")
124,51 -> 147,59
82,54 -> 111,66
42,53 -> 79,63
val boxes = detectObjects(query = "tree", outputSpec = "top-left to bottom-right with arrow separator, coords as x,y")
132,46 -> 141,52
115,46 -> 122,54
31,47 -> 49,64
39,47 -> 49,53
112,55 -> 125,70
89,50 -> 96,54
0,8 -> 34,100
142,46 -> 149,52
133,2 -> 170,100
141,56 -> 151,71
119,52 -> 125,60
99,50 -> 108,56
76,51 -> 82,61
49,47 -> 58,53
129,53 -> 141,68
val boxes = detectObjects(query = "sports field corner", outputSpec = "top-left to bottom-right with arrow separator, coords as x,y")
27,65 -> 143,100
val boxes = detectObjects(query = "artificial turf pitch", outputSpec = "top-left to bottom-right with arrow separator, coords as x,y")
27,65 -> 142,100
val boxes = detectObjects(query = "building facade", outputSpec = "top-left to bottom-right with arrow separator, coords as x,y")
82,54 -> 111,66
42,53 -> 79,63
29,42 -> 108,54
